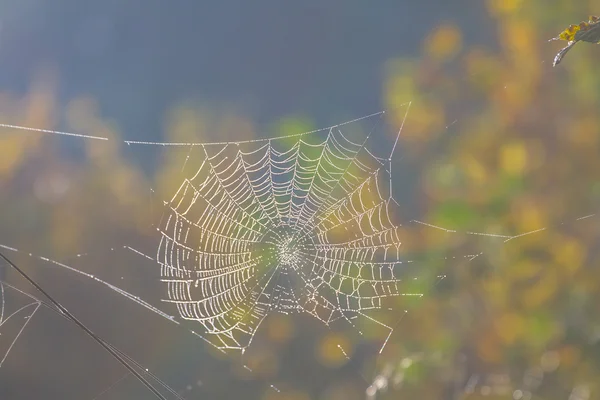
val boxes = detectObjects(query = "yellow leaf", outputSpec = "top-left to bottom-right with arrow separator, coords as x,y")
551,16 -> 600,42
500,141 -> 527,175
552,237 -> 585,275
425,24 -> 463,61
462,156 -> 487,184
495,312 -> 526,345
487,0 -> 524,15
556,24 -> 581,42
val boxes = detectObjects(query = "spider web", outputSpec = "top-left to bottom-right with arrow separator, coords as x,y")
0,108 -> 429,398
0,275 -> 41,368
155,109 -> 420,352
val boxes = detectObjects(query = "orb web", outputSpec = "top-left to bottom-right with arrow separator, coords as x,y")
157,110 -> 418,352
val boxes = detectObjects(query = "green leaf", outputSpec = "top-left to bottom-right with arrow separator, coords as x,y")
432,200 -> 475,230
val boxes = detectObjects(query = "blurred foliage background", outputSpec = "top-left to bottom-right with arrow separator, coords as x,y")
377,1 -> 600,399
1,1 -> 600,399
